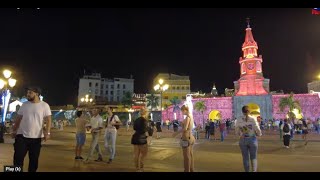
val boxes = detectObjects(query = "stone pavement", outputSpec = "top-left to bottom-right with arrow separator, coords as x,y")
1,126 -> 320,172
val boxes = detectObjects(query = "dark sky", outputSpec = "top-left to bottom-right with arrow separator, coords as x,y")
0,8 -> 319,106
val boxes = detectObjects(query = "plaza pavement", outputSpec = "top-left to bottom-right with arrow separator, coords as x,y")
1,126 -> 320,172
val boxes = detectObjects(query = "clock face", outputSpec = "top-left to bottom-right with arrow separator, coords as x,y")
247,62 -> 255,70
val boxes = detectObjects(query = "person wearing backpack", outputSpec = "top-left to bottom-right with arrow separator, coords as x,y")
281,119 -> 291,148
104,106 -> 122,164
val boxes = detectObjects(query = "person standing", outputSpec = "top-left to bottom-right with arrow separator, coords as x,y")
155,121 -> 162,139
235,105 -> 262,172
301,119 -> 309,146
279,120 -> 283,140
75,110 -> 87,160
104,106 -> 122,164
280,119 -> 291,148
11,87 -> 52,172
84,108 -> 103,162
131,108 -> 149,172
173,105 -> 195,172
219,121 -> 226,142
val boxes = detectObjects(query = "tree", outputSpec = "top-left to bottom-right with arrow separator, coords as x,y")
121,91 -> 133,108
169,96 -> 181,120
146,93 -> 159,111
194,100 -> 206,130
279,92 -> 302,122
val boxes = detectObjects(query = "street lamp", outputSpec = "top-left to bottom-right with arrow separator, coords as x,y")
0,69 -> 17,143
154,79 -> 169,124
80,94 -> 93,109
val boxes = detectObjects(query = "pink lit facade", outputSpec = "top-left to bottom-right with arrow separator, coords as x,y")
161,23 -> 320,124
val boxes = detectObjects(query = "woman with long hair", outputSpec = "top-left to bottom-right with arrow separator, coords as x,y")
178,105 -> 195,172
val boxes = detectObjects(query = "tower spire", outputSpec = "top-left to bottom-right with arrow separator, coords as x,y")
246,17 -> 250,28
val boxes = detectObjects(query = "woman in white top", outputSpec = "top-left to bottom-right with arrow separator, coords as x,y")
235,105 -> 262,172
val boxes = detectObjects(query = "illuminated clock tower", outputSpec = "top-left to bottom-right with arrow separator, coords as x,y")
234,19 -> 269,96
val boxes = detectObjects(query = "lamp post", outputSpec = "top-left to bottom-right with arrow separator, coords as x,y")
0,69 -> 17,143
154,79 -> 169,124
80,94 -> 93,110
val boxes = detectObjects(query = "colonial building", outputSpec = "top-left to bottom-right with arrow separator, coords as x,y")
78,73 -> 134,106
153,73 -> 190,107
162,20 -> 320,124
308,80 -> 320,93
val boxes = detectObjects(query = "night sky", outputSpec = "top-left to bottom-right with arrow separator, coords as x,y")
0,8 -> 319,106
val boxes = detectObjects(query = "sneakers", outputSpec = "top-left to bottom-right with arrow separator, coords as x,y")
285,146 -> 289,149
107,159 -> 112,164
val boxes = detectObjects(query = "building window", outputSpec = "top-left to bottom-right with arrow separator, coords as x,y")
111,96 -> 114,101
111,85 -> 114,89
123,91 -> 126,95
172,87 -> 176,90
117,84 -> 120,89
105,90 -> 108,95
117,96 -> 120,102
106,84 -> 108,88
100,90 -> 103,95
95,83 -> 98,87
95,89 -> 98,94
110,91 -> 113,95
89,82 -> 92,87
117,90 -> 120,95
182,87 -> 185,90
177,87 -> 180,90
186,86 -> 190,90
123,84 -> 126,89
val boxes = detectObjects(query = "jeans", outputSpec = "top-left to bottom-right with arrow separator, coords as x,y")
220,131 -> 225,142
205,130 -> 210,139
239,137 -> 258,172
104,129 -> 117,160
86,132 -> 102,160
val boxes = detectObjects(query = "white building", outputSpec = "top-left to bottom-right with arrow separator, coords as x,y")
308,80 -> 320,93
78,73 -> 134,105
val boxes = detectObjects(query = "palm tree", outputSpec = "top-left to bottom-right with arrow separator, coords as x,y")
169,96 -> 181,120
146,93 -> 159,111
279,92 -> 302,122
121,91 -> 133,108
194,100 -> 206,130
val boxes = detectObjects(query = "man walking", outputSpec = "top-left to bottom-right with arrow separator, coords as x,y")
11,87 -> 52,172
84,108 -> 103,162
104,106 -> 122,164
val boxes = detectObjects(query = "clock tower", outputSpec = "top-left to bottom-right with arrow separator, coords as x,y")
234,19 -> 269,96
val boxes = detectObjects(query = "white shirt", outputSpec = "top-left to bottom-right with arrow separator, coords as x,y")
235,115 -> 262,137
90,115 -> 103,133
106,114 -> 121,131
17,101 -> 51,138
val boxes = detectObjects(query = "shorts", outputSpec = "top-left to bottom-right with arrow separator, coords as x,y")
76,133 -> 86,146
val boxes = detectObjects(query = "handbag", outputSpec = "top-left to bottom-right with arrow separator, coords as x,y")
180,116 -> 192,148
180,139 -> 189,148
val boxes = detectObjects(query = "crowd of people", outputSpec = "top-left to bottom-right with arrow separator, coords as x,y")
9,86 -> 319,172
